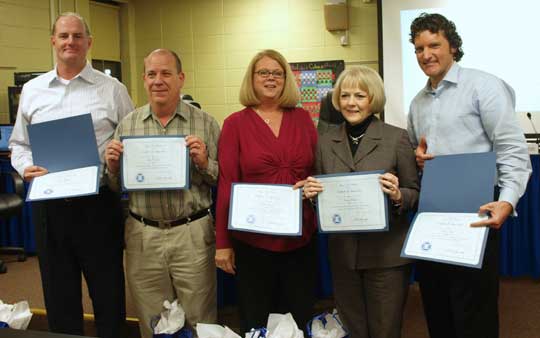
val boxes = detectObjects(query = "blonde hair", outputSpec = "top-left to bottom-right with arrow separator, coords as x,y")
239,49 -> 300,108
332,66 -> 386,115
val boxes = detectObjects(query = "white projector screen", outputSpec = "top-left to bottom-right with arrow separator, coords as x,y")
380,0 -> 540,132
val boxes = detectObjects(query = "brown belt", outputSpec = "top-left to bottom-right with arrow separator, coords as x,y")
129,209 -> 209,229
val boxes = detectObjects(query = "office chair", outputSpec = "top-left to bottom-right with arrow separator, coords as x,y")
317,90 -> 345,136
181,94 -> 201,109
0,171 -> 26,274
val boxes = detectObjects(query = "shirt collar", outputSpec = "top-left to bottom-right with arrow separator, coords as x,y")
49,61 -> 94,86
422,62 -> 460,94
142,100 -> 189,122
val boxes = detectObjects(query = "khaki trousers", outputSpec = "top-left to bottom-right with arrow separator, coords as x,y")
125,214 -> 217,338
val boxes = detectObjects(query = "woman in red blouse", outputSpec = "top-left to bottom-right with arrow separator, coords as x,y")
215,49 -> 318,332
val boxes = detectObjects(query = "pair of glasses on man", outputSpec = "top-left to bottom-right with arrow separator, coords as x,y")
254,69 -> 285,79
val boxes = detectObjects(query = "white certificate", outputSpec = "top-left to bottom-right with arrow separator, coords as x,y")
316,171 -> 388,233
401,212 -> 489,268
228,183 -> 302,236
121,136 -> 189,191
27,166 -> 99,201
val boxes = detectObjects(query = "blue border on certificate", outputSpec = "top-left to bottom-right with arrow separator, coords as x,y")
314,170 -> 389,233
26,114 -> 101,201
399,152 -> 495,268
26,165 -> 101,202
119,135 -> 190,192
400,212 -> 489,269
227,183 -> 302,236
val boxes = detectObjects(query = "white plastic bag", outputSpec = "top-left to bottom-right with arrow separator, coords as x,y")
0,300 -> 33,330
153,299 -> 186,335
265,313 -> 303,338
197,323 -> 241,338
307,310 -> 347,338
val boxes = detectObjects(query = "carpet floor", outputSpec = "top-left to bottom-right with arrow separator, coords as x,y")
1,255 -> 540,337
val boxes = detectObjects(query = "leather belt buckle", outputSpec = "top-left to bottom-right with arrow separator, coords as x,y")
158,220 -> 174,229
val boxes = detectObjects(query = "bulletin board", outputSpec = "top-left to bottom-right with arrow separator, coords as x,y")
289,60 -> 345,125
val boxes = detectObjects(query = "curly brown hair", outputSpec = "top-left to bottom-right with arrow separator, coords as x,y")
409,13 -> 464,62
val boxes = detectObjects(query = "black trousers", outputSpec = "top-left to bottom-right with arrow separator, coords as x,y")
234,239 -> 317,333
32,187 -> 126,338
417,229 -> 500,338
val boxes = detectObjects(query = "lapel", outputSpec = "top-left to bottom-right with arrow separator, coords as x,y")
329,124 -> 355,171
353,117 -> 382,165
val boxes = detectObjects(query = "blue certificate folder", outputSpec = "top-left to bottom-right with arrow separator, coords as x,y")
417,152 -> 496,214
26,114 -> 100,200
401,152 -> 496,268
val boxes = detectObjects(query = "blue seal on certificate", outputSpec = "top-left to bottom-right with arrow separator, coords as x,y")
332,214 -> 342,224
246,214 -> 256,224
136,173 -> 145,182
421,241 -> 432,251
43,188 -> 53,195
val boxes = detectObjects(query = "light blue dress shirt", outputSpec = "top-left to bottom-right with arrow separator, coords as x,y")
408,62 -> 532,210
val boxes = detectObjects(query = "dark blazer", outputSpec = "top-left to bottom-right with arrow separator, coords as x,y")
315,117 -> 419,269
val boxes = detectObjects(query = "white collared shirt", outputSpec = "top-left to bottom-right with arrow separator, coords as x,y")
9,62 -> 134,179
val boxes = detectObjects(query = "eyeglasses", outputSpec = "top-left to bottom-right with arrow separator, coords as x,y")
254,69 -> 285,79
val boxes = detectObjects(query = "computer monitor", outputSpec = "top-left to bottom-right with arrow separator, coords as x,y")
8,87 -> 21,124
0,125 -> 14,152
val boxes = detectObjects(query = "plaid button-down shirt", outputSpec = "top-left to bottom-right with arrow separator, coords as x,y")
108,100 -> 220,220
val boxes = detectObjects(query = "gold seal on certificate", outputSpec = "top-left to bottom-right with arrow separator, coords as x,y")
120,136 -> 189,191
316,171 -> 388,233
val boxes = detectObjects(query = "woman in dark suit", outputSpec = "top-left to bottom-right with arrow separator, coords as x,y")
304,66 -> 419,338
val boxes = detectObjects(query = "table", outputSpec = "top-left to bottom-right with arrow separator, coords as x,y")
0,328 -> 91,338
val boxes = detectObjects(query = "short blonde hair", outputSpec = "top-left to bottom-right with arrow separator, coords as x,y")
332,66 -> 386,115
239,49 -> 300,108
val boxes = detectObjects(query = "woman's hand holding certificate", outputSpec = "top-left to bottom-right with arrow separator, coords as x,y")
307,171 -> 390,233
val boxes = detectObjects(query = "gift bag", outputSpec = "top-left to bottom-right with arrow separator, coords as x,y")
254,313 -> 303,338
152,299 -> 192,338
197,323 -> 241,338
306,310 -> 347,338
0,300 -> 33,330
245,327 -> 267,338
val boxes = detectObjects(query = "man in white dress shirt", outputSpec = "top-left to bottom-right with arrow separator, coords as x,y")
9,12 -> 133,338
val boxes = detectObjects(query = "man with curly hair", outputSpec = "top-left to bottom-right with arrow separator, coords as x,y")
407,13 -> 531,338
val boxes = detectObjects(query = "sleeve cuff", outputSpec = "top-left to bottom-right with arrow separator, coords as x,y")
498,188 -> 519,217
196,158 -> 218,183
216,235 -> 233,249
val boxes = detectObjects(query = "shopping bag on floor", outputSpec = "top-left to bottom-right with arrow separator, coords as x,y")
259,313 -> 303,338
306,310 -> 347,338
197,323 -> 241,338
0,300 -> 33,330
152,299 -> 193,338
245,327 -> 267,338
